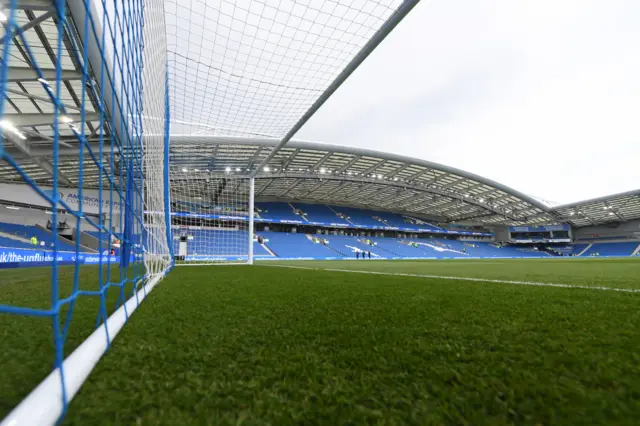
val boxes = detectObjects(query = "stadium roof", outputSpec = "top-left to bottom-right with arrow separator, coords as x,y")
3,131 -> 640,228
168,136 -> 554,226
0,2 -> 107,188
551,190 -> 640,228
1,2 -> 639,229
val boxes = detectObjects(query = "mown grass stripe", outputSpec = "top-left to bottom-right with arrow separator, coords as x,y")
265,264 -> 640,293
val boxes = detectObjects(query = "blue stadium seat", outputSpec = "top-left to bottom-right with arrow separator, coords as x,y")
0,222 -> 79,251
259,232 -> 341,259
580,242 -> 640,257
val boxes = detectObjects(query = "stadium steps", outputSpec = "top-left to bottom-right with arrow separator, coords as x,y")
577,243 -> 593,256
324,245 -> 347,257
36,224 -> 98,253
327,205 -> 356,226
357,238 -> 401,257
372,244 -> 402,257
0,231 -> 32,244
288,202 -> 310,222
80,230 -> 111,251
260,242 -> 277,256
308,235 -> 347,257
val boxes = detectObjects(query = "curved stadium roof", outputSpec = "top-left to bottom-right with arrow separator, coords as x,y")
168,136 -> 555,227
3,134 -> 640,228
1,2 -> 638,229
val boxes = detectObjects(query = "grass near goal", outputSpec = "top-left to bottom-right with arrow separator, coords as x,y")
1,258 -> 639,424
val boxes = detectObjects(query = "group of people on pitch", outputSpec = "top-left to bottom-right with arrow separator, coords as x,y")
355,250 -> 371,259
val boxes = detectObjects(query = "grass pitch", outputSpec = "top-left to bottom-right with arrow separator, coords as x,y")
1,258 -> 640,425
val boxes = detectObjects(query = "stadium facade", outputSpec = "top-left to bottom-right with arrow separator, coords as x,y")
2,136 -> 640,265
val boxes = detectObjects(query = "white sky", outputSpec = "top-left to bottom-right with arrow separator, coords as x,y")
295,0 -> 640,205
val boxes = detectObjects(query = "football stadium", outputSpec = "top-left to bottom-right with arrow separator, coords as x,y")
1,1 -> 639,425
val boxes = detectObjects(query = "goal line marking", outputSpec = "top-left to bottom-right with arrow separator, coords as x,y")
263,264 -> 640,294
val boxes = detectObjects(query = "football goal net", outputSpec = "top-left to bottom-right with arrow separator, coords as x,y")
0,0 -> 417,423
0,0 -> 172,424
170,173 -> 255,265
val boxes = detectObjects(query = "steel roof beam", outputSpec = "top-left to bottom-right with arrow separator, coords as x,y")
299,180 -> 328,199
5,132 -> 74,186
315,181 -> 350,200
277,180 -> 304,198
0,9 -> 54,45
256,178 -> 276,196
386,163 -> 413,178
4,113 -> 99,127
359,159 -> 387,177
335,155 -> 362,173
379,192 -> 415,208
15,0 -> 54,11
280,148 -> 300,171
5,66 -> 84,82
4,87 -> 83,111
308,152 -> 333,171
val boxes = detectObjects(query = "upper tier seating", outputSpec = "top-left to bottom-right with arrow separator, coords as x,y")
251,202 -> 480,234
289,203 -> 351,226
255,203 -> 302,222
329,206 -> 384,228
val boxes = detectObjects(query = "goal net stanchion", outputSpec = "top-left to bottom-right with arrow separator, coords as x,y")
169,171 -> 253,265
0,0 -> 172,424
248,177 -> 255,265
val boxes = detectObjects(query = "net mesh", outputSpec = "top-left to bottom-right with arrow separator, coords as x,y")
170,171 -> 251,264
165,0 -> 404,138
0,0 -> 171,421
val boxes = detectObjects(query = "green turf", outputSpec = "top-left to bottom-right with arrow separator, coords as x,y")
2,259 -> 640,425
270,257 -> 640,289
0,263 -> 143,417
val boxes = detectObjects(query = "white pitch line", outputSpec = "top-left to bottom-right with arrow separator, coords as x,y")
263,264 -> 640,294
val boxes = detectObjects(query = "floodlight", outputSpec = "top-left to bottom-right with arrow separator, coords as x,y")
0,119 -> 26,140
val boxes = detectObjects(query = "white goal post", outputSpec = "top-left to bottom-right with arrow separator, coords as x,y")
170,173 -> 256,265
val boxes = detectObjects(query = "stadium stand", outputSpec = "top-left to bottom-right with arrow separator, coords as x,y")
170,228 -> 272,258
571,243 -> 590,256
256,203 -> 304,222
0,236 -> 34,250
580,241 -> 640,257
254,202 -> 448,232
259,232 -> 340,259
253,232 -> 559,260
0,222 -> 80,251
289,203 -> 351,226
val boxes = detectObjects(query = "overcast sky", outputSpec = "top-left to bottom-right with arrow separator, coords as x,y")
295,0 -> 640,205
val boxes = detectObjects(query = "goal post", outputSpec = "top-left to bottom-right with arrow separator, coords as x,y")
0,0 -> 172,424
248,177 -> 255,266
170,172 -> 255,266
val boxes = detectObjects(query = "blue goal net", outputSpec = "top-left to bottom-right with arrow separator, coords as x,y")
0,0 -> 172,423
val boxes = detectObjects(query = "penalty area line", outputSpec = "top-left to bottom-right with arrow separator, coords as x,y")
262,264 -> 640,294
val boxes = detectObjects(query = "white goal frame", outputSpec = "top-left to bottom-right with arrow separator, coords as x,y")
172,175 -> 255,266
